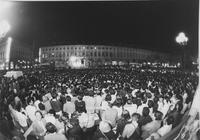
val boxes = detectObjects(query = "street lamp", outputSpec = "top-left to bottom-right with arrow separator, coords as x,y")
175,32 -> 189,69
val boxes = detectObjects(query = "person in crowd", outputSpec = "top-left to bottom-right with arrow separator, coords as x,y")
44,122 -> 67,140
123,99 -> 137,116
25,97 -> 37,123
93,120 -> 116,140
101,102 -> 118,128
75,95 -> 87,113
147,116 -> 174,140
63,96 -> 75,118
121,113 -> 141,140
83,91 -> 96,114
139,107 -> 153,127
141,111 -> 163,140
115,110 -> 131,138
50,92 -> 62,116
0,67 -> 197,140
42,95 -> 52,113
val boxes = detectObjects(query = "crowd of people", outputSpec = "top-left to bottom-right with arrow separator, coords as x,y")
0,67 -> 198,140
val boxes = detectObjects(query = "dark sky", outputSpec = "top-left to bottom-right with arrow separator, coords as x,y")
7,0 -> 199,56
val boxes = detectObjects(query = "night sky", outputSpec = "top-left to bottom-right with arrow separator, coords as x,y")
5,0 -> 199,56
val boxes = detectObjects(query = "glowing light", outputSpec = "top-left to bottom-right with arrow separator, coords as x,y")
175,32 -> 188,45
5,37 -> 12,62
0,1 -> 11,10
0,1 -> 12,23
68,56 -> 85,69
0,20 -> 10,38
39,48 -> 41,63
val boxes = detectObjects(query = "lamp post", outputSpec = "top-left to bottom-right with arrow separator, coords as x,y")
175,32 -> 188,69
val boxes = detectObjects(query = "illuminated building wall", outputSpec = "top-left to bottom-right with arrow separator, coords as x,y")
0,38 -> 34,70
39,45 -> 174,68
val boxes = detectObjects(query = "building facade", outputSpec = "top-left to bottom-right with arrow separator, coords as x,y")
39,45 -> 175,68
0,37 -> 34,70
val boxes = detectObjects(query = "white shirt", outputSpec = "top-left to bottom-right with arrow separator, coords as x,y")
44,115 -> 56,125
112,106 -> 123,119
83,96 -> 96,114
78,113 -> 98,128
95,95 -> 103,109
157,124 -> 172,137
122,121 -> 138,138
34,100 -> 41,110
25,105 -> 37,122
101,101 -> 109,111
111,94 -> 116,104
15,111 -> 28,127
160,101 -> 171,118
124,104 -> 137,115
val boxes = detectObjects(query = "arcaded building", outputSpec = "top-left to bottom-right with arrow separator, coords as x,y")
39,45 -> 174,68
0,37 -> 34,70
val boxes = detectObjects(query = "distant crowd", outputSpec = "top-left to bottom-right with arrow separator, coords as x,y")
0,68 -> 198,140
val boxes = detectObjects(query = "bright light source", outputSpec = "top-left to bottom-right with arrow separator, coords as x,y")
175,32 -> 188,45
0,1 -> 11,9
5,37 -> 12,62
0,20 -> 10,38
0,1 -> 12,19
68,56 -> 85,69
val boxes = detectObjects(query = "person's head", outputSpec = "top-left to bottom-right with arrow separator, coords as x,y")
175,101 -> 183,112
132,113 -> 140,122
35,111 -> 43,121
136,99 -> 142,107
42,95 -> 48,102
166,116 -> 174,125
148,100 -> 154,108
122,110 -> 130,120
38,103 -> 45,111
154,111 -> 163,121
48,109 -> 56,116
105,94 -> 111,102
27,97 -> 34,105
70,118 -> 79,126
66,96 -> 71,102
51,92 -> 57,99
15,101 -> 22,112
77,95 -> 83,101
127,99 -> 132,105
142,107 -> 150,117
46,122 -> 57,133
61,112 -> 69,121
153,103 -> 158,113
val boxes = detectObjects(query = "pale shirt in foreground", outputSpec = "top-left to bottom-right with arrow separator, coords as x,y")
101,101 -> 109,111
44,115 -> 56,125
25,105 -> 37,122
124,104 -> 137,115
102,107 -> 118,127
142,120 -> 161,139
78,113 -> 99,128
94,95 -> 103,110
63,102 -> 75,114
44,133 -> 67,140
112,106 -> 123,119
83,96 -> 96,114
157,124 -> 172,137
122,121 -> 138,138
15,111 -> 28,127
